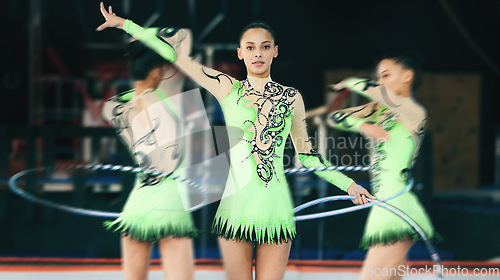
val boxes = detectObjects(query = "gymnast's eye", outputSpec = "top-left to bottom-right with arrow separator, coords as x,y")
247,46 -> 254,50
263,45 -> 271,49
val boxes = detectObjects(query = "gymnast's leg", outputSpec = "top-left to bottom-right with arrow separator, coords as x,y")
218,237 -> 254,280
255,241 -> 292,280
359,239 -> 413,280
121,235 -> 153,280
159,237 -> 194,280
392,253 -> 410,280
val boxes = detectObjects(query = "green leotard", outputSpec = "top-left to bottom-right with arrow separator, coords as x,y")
102,88 -> 197,242
328,78 -> 435,248
122,20 -> 356,244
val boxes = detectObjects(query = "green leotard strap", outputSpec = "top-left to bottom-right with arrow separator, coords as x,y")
297,152 -> 354,192
123,20 -> 177,62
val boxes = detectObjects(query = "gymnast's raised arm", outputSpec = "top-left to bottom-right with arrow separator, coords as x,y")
326,102 -> 390,142
332,77 -> 426,133
97,2 -> 235,102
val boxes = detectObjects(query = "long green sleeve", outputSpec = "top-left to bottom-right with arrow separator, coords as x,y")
297,152 -> 354,192
122,20 -> 177,62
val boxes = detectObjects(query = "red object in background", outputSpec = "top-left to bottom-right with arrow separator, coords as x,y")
93,62 -> 130,82
326,89 -> 351,114
12,139 -> 25,155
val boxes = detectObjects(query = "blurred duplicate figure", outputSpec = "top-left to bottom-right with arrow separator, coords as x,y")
102,40 -> 196,280
97,3 -> 373,280
327,53 -> 435,280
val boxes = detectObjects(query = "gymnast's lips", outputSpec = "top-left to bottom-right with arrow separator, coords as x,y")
252,61 -> 264,66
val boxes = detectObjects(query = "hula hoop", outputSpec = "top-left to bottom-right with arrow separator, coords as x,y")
375,200 -> 443,279
9,163 -> 442,278
8,164 -> 210,217
293,179 -> 414,221
284,165 -> 371,174
293,178 -> 442,279
8,164 -> 369,218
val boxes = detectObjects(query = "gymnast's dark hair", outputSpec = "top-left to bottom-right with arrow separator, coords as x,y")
239,21 -> 277,44
126,40 -> 168,81
381,52 -> 422,91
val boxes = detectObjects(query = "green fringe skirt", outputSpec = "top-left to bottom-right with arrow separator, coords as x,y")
211,173 -> 296,244
105,177 -> 197,243
361,181 -> 434,249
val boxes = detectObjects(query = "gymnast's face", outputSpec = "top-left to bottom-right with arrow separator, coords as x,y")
237,28 -> 278,78
377,59 -> 414,96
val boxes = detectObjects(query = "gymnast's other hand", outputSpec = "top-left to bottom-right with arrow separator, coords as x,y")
347,183 -> 375,205
360,123 -> 390,142
97,2 -> 126,31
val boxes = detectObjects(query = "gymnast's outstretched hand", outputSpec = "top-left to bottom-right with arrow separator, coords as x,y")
347,183 -> 375,205
96,2 -> 126,31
